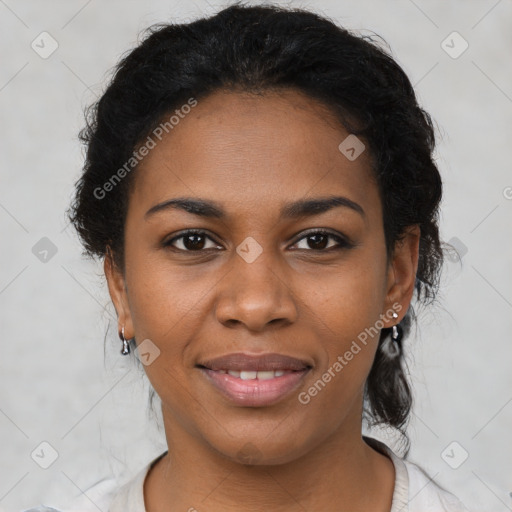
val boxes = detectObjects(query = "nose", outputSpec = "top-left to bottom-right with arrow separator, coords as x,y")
214,248 -> 298,332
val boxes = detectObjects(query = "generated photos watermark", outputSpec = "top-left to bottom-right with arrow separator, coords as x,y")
298,302 -> 403,405
93,97 -> 198,200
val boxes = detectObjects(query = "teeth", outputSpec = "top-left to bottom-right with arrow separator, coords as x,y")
256,371 -> 275,380
221,369 -> 291,380
240,370 -> 257,380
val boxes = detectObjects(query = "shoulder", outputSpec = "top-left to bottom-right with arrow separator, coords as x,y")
21,508 -> 63,512
363,435 -> 470,512
402,458 -> 470,512
22,451 -> 165,512
21,474 -> 131,512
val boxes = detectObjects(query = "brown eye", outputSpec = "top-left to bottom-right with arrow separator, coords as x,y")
164,230 -> 222,251
291,230 -> 351,251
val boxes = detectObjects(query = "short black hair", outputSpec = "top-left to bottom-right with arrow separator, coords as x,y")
68,2 -> 444,449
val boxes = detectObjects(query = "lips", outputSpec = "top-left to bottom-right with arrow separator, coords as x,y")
197,353 -> 311,372
196,352 -> 312,407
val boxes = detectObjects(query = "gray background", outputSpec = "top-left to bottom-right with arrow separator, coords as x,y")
1,0 -> 511,511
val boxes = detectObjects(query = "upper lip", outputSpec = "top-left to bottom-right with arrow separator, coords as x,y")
197,353 -> 312,371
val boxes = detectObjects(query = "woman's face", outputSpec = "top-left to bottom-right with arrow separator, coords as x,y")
106,88 -> 419,465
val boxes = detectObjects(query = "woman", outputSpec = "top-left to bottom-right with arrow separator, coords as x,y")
27,3 -> 469,511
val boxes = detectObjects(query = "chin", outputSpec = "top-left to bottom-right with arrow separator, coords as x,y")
200,418 -> 320,467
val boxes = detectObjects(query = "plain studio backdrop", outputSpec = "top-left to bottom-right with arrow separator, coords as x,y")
0,1 -> 511,511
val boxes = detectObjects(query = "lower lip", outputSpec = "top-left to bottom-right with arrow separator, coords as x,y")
199,368 -> 310,407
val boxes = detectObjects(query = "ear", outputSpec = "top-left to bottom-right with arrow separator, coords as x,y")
104,248 -> 134,339
383,225 -> 421,324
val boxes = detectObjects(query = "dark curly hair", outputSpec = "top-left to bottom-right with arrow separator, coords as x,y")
68,2 -> 444,450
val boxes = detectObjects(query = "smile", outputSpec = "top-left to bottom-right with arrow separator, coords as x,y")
197,352 -> 312,407
214,369 -> 290,379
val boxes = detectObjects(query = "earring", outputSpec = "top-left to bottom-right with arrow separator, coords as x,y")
119,326 -> 130,355
391,323 -> 403,345
390,311 -> 402,344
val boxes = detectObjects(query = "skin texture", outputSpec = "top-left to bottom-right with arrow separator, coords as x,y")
105,88 -> 420,511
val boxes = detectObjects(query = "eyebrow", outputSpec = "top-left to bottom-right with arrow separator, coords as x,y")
144,195 -> 365,220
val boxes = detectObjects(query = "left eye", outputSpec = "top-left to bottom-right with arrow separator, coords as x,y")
291,230 -> 349,251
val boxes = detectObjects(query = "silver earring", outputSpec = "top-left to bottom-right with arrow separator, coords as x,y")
390,311 -> 402,344
119,326 -> 130,355
391,323 -> 403,345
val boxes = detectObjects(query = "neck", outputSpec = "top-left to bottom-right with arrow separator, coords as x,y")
144,407 -> 395,512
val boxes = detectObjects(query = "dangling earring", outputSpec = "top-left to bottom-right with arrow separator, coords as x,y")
119,326 -> 130,355
392,323 -> 403,345
390,311 -> 403,345
379,311 -> 402,358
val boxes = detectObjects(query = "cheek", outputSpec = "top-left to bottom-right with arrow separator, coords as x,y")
300,254 -> 388,396
124,249 -> 215,340
123,257 -> 211,413
306,254 -> 387,340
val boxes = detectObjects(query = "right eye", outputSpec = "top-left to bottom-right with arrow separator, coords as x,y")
163,230 -> 223,252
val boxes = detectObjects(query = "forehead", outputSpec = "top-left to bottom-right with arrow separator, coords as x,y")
129,88 -> 378,221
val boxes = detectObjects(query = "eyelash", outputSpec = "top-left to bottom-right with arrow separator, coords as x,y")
163,229 -> 353,253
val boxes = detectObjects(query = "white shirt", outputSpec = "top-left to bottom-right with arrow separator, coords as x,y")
23,437 -> 469,512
